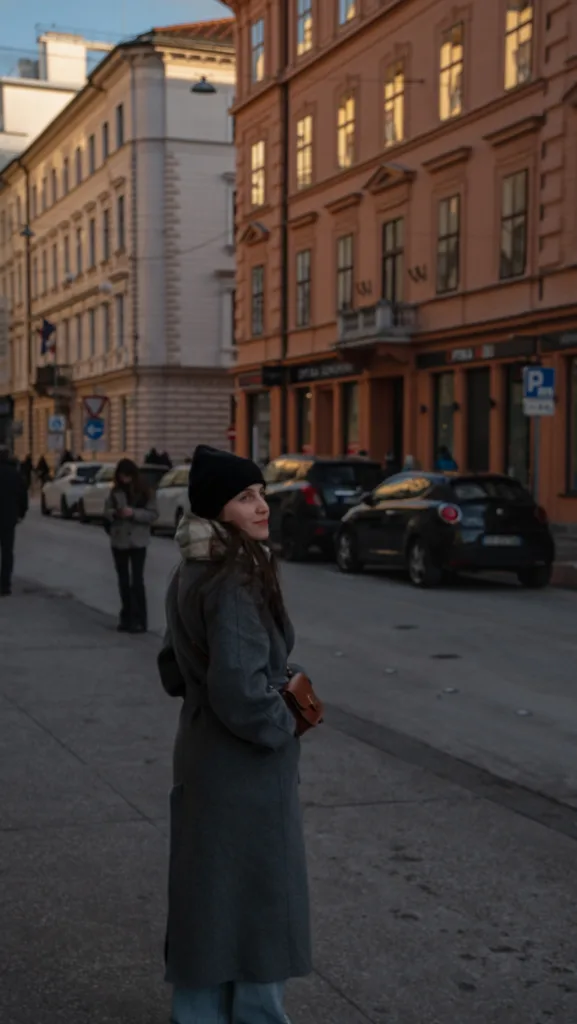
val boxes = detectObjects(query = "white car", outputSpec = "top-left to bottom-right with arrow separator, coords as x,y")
41,462 -> 104,518
154,465 -> 190,533
78,463 -> 116,522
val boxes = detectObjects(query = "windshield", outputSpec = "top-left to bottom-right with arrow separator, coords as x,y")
312,462 -> 383,491
451,478 -> 533,503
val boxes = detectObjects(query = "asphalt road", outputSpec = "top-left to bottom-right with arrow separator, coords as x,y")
14,507 -> 577,806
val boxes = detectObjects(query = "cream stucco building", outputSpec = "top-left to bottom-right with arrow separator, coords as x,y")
0,19 -> 236,463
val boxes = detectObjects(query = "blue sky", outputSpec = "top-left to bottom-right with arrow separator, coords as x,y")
0,0 -> 228,51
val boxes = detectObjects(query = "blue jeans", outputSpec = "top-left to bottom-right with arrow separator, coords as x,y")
171,982 -> 290,1023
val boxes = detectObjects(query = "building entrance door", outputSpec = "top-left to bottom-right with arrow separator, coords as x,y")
369,377 -> 404,465
466,368 -> 490,472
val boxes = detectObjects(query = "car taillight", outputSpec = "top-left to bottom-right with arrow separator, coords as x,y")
535,505 -> 548,525
302,484 -> 322,507
438,503 -> 462,525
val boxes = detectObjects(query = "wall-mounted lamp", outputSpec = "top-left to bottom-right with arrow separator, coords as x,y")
191,76 -> 217,95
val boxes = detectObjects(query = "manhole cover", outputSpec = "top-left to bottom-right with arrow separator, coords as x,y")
431,653 -> 461,660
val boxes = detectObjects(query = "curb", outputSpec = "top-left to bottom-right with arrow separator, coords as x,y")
552,562 -> 577,590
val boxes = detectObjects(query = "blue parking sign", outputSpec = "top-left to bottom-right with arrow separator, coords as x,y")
523,366 -> 555,416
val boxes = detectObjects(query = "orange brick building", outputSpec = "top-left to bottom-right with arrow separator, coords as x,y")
223,0 -> 577,525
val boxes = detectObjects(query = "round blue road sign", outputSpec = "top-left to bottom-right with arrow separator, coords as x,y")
84,417 -> 105,441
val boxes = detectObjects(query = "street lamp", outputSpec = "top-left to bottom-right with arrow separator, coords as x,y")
191,76 -> 217,95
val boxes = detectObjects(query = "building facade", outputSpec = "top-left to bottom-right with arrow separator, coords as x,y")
226,0 -> 577,525
0,19 -> 236,465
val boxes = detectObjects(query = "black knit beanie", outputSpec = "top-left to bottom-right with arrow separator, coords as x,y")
188,445 -> 265,521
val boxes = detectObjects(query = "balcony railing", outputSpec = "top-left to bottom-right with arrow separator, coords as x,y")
337,300 -> 418,348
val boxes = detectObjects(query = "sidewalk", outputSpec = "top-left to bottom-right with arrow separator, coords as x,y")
1,581 -> 577,1024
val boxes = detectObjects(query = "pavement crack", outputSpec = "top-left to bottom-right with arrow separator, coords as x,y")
312,967 -> 379,1023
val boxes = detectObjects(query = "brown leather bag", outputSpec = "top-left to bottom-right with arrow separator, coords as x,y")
282,671 -> 324,736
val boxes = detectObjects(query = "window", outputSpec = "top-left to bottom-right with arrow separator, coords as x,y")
115,294 -> 124,347
76,227 -> 83,276
63,235 -> 70,276
41,249 -> 47,295
434,373 -> 455,459
466,368 -> 490,472
102,121 -> 109,160
337,234 -> 354,311
62,320 -> 70,365
51,168 -> 58,204
117,195 -> 125,250
384,61 -> 405,147
31,185 -> 37,220
251,265 -> 265,336
339,0 -> 357,25
88,134 -> 96,174
251,19 -> 265,82
436,195 -> 460,294
297,390 -> 312,452
439,23 -> 464,121
41,177 -> 47,212
88,308 -> 96,356
89,217 -> 96,268
296,115 -> 313,189
505,1 -> 533,89
250,141 -> 266,207
62,158 -> 69,195
296,249 -> 312,328
116,104 -> 124,147
500,170 -> 528,279
248,392 -> 271,464
342,382 -> 360,454
505,364 -> 530,484
75,146 -> 82,186
103,208 -> 111,261
337,94 -> 355,168
75,313 -> 83,361
32,257 -> 38,299
51,243 -> 58,288
297,0 -> 313,55
103,303 -> 111,350
382,217 -> 404,304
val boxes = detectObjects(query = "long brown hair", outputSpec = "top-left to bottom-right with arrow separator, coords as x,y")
207,522 -> 287,631
113,458 -> 150,505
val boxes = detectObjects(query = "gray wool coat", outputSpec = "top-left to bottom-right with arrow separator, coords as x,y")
103,487 -> 157,549
160,528 -> 312,990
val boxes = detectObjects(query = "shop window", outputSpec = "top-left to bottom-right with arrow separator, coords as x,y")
297,0 -> 313,55
250,140 -> 266,207
384,61 -> 404,148
249,392 -> 271,465
382,217 -> 404,304
251,18 -> 265,83
434,372 -> 455,462
337,94 -> 355,169
296,115 -> 313,189
567,358 -> 577,493
466,368 -> 490,472
116,104 -> 125,148
296,249 -> 311,327
339,0 -> 356,25
437,195 -> 460,294
505,363 -> 530,485
505,2 -> 533,90
500,170 -> 528,280
342,381 -> 359,454
251,265 -> 265,337
297,389 -> 312,452
337,234 -> 354,312
439,23 -> 464,121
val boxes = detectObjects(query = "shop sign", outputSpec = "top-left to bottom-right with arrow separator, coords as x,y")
450,348 -> 475,363
238,370 -> 265,389
238,366 -> 285,389
289,360 -> 356,384
416,335 -> 537,370
541,332 -> 577,352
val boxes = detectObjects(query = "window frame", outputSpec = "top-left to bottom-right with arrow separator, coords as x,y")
75,313 -> 83,361
336,233 -> 354,312
499,169 -> 528,280
116,104 -> 125,148
102,121 -> 109,161
337,93 -> 356,169
436,194 -> 461,295
297,0 -> 313,56
296,248 -> 312,328
251,18 -> 265,83
75,226 -> 83,276
115,293 -> 125,348
102,303 -> 111,351
250,140 -> 266,208
439,22 -> 464,122
88,134 -> 96,175
296,114 -> 313,189
88,217 -> 96,269
51,242 -> 58,289
384,60 -> 405,148
338,0 -> 357,27
62,158 -> 69,196
103,208 -> 111,262
251,264 -> 265,337
88,308 -> 96,356
381,217 -> 404,304
505,1 -> 533,91
75,146 -> 82,187
117,194 -> 125,250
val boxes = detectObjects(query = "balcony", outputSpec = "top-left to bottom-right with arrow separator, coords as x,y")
336,300 -> 418,350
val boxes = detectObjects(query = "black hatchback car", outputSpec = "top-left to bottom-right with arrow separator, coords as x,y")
264,455 -> 384,561
335,471 -> 555,588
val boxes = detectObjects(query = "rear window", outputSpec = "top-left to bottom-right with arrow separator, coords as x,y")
451,478 -> 533,503
76,465 -> 101,480
312,462 -> 383,491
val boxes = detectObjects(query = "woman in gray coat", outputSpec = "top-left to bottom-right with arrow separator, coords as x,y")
104,458 -> 157,633
160,445 -> 313,1024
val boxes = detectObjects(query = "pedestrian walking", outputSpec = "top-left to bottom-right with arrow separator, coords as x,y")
0,445 -> 28,596
104,458 -> 157,633
59,448 -> 74,467
159,445 -> 314,1024
35,455 -> 50,485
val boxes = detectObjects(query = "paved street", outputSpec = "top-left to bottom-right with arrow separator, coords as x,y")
2,541 -> 577,1022
14,507 -> 577,805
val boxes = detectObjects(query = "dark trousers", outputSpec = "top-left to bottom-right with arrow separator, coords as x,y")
0,524 -> 15,593
112,547 -> 147,629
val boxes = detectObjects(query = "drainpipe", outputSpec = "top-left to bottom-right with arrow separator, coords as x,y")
129,56 -> 139,456
16,160 -> 34,459
279,0 -> 290,454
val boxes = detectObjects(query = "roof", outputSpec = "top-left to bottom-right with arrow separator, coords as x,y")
152,17 -> 234,45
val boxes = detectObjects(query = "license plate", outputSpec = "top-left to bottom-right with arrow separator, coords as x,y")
483,535 -> 522,547
334,490 -> 357,501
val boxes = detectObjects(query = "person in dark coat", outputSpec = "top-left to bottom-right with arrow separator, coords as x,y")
21,454 -> 33,489
35,455 -> 50,485
0,446 -> 28,595
159,450 -> 172,469
144,447 -> 160,465
59,448 -> 74,467
104,459 -> 157,633
159,445 -> 313,1023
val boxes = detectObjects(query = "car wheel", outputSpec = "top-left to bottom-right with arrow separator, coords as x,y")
41,493 -> 51,516
60,496 -> 72,520
336,529 -> 362,574
517,564 -> 552,589
281,517 -> 308,562
407,538 -> 442,588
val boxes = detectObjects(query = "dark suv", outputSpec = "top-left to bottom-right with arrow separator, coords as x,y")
264,455 -> 384,561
